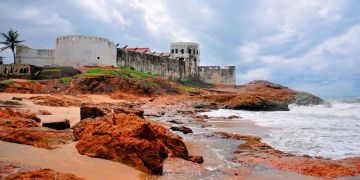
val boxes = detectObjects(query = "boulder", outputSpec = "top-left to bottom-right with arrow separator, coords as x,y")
42,119 -> 70,130
170,126 -> 193,134
73,113 -> 189,174
80,106 -> 108,120
188,155 -> 204,164
227,115 -> 240,119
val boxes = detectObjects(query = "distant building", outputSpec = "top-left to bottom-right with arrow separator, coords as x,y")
9,35 -> 235,85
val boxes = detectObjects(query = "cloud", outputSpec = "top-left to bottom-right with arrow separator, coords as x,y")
73,0 -> 131,27
131,0 -> 215,42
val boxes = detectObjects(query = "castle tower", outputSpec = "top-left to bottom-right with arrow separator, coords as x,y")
170,42 -> 200,78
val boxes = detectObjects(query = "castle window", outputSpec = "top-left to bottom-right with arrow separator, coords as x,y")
97,57 -> 100,60
187,49 -> 191,54
181,49 -> 184,54
193,49 -> 195,54
175,49 -> 178,53
171,49 -> 174,53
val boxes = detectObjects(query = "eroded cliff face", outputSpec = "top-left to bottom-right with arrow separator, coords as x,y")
194,80 -> 324,111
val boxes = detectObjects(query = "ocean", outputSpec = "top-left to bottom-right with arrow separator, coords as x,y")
202,97 -> 360,160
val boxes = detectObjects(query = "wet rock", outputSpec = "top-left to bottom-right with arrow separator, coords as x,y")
177,109 -> 194,114
11,97 -> 22,101
42,119 -> 70,130
144,111 -> 165,117
80,106 -> 108,120
3,101 -> 22,106
5,168 -> 84,180
38,109 -> 52,115
289,92 -> 325,106
196,115 -> 209,119
167,120 -> 183,124
227,115 -> 240,119
188,155 -> 204,164
214,132 -> 360,179
73,113 -> 189,174
163,158 -> 208,176
170,126 -> 193,134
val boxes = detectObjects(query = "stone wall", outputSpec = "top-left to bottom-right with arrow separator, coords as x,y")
0,64 -> 36,79
54,35 -> 117,67
198,66 -> 236,86
15,46 -> 55,66
117,49 -> 190,80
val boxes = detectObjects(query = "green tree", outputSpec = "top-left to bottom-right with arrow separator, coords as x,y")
0,29 -> 25,63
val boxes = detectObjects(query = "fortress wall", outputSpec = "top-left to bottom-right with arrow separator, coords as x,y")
220,66 -> 236,85
54,35 -> 116,67
117,49 -> 188,80
198,66 -> 222,84
198,66 -> 236,85
15,46 -> 55,66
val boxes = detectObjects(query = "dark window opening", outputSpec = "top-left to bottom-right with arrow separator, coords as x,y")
181,49 -> 184,54
187,48 -> 191,54
175,49 -> 178,53
97,57 -> 100,60
171,49 -> 174,53
197,50 -> 199,54
193,49 -> 195,54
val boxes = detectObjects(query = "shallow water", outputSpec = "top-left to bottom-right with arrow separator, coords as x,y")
202,102 -> 360,160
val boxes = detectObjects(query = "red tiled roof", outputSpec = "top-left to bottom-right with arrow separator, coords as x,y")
125,48 -> 150,52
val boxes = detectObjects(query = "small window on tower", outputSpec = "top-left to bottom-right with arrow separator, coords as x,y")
181,49 -> 184,54
97,57 -> 100,60
175,49 -> 178,53
171,49 -> 174,53
188,49 -> 191,54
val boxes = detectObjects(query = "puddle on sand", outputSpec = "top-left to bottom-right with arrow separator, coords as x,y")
0,141 -> 147,180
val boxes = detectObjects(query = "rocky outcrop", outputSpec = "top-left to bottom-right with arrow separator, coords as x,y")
5,168 -> 84,180
213,131 -> 360,179
73,112 -> 189,174
0,108 -> 74,149
197,80 -> 324,111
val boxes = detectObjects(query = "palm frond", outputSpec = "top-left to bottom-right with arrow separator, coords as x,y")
0,44 -> 11,52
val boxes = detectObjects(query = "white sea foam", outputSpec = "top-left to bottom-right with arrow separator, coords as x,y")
201,102 -> 360,160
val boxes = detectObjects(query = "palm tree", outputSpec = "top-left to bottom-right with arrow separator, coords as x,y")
0,29 -> 25,63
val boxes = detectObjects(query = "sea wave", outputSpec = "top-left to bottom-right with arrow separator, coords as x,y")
201,101 -> 360,160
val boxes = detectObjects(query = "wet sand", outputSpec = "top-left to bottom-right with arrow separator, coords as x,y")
206,117 -> 274,137
0,141 -> 147,180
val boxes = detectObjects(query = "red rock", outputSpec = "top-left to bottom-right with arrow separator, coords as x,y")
163,158 -> 208,175
188,155 -> 204,164
215,132 -> 360,179
73,113 -> 189,174
0,108 -> 74,149
29,95 -> 81,107
0,128 -> 74,149
5,168 -> 84,180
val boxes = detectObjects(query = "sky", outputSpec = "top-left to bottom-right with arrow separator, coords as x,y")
0,0 -> 359,97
